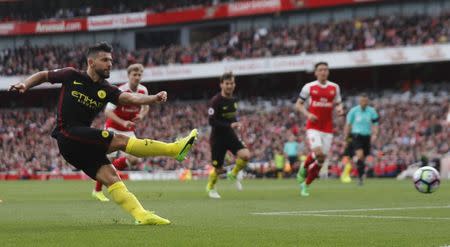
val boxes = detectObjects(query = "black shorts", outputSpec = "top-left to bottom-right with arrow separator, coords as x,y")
210,130 -> 245,168
345,134 -> 371,157
288,156 -> 298,165
54,126 -> 114,180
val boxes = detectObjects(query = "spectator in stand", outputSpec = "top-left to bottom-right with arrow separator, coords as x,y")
1,84 -> 449,179
273,147 -> 285,179
2,13 -> 450,76
0,0 -> 225,22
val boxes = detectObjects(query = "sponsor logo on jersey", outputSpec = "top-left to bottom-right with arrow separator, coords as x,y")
311,100 -> 333,108
222,111 -> 237,118
119,106 -> 140,113
71,90 -> 104,109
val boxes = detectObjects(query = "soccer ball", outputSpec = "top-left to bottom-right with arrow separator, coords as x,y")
413,166 -> 440,193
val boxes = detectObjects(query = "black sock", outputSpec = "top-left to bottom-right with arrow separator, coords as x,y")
357,159 -> 365,180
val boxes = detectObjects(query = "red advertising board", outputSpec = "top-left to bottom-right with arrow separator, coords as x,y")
0,18 -> 86,35
227,0 -> 282,16
0,0 -> 382,36
88,12 -> 146,31
304,0 -> 381,8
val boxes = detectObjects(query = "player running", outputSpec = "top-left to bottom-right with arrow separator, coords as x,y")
9,42 -> 198,225
343,94 -> 379,186
92,63 -> 149,202
295,62 -> 344,196
206,72 -> 251,199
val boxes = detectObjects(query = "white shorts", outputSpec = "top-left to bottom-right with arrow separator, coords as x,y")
306,129 -> 333,155
106,127 -> 136,160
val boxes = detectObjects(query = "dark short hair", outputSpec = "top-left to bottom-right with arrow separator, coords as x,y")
220,71 -> 234,83
87,42 -> 113,58
314,61 -> 328,70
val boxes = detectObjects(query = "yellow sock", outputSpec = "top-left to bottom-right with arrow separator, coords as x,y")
343,162 -> 352,177
125,137 -> 177,158
207,169 -> 218,190
108,181 -> 147,220
232,158 -> 248,176
277,172 -> 283,179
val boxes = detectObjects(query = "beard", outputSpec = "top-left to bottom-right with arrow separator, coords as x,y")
95,67 -> 110,79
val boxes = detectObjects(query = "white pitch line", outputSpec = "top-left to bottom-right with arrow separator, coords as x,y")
264,213 -> 450,221
251,205 -> 450,215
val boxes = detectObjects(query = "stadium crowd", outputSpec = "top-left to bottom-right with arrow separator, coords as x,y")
0,85 -> 448,178
0,0 -> 225,22
2,13 -> 450,76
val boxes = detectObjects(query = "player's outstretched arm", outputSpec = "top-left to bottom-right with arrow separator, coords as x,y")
118,91 -> 167,106
8,71 -> 49,93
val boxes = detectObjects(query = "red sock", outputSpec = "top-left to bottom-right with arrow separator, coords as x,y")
113,156 -> 128,170
303,152 -> 316,169
305,162 -> 321,185
94,181 -> 102,192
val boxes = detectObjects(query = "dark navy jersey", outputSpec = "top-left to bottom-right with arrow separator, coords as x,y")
208,93 -> 238,133
47,67 -> 122,137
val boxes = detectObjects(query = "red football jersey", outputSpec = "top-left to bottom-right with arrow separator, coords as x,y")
104,83 -> 148,131
299,80 -> 341,133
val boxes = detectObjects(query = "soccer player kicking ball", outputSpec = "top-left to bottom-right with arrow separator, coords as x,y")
295,62 -> 344,196
92,63 -> 149,202
9,42 -> 198,225
343,94 -> 379,186
206,72 -> 251,199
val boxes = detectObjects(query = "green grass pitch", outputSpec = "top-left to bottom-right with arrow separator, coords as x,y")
1,179 -> 449,246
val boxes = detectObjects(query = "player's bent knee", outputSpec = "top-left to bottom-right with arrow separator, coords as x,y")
96,164 -> 122,187
356,149 -> 365,160
107,134 -> 130,153
237,149 -> 251,161
215,167 -> 226,174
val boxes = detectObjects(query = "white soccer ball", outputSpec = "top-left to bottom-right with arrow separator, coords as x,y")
413,166 -> 440,193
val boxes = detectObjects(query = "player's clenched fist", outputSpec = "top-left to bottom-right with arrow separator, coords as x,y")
9,83 -> 27,93
156,91 -> 167,102
122,120 -> 136,129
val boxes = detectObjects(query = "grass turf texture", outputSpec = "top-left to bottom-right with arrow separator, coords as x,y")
1,179 -> 449,247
